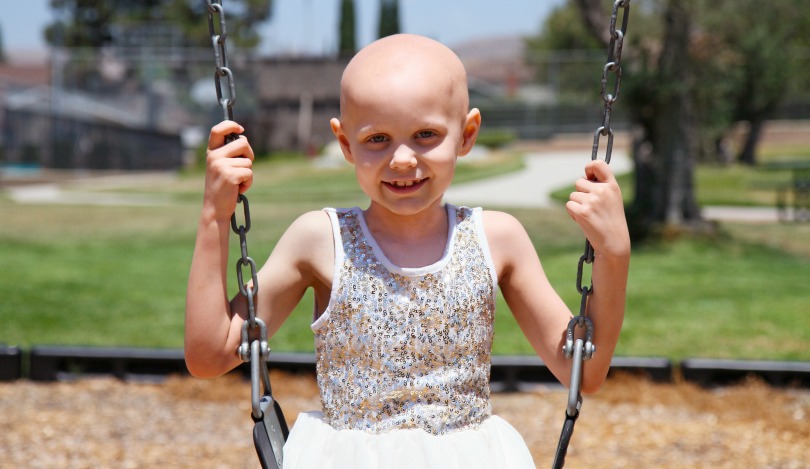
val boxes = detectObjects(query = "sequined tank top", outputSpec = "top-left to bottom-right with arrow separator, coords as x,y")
312,205 -> 497,435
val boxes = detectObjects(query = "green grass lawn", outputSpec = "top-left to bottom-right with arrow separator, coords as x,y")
1,150 -> 808,361
551,144 -> 810,207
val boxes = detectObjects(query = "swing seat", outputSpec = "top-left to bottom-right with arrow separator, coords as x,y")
253,393 -> 290,469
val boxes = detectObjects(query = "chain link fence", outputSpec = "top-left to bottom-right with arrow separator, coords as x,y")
1,45 -> 809,171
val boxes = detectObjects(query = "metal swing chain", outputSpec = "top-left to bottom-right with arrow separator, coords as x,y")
552,1 -> 630,468
206,5 -> 287,469
205,0 -> 271,418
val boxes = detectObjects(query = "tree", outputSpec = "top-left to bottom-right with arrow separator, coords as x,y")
697,0 -> 810,165
377,0 -> 400,39
45,0 -> 273,50
573,0 -> 705,237
524,4 -> 604,105
338,0 -> 357,58
531,0 -> 810,238
0,24 -> 7,63
45,0 -> 116,48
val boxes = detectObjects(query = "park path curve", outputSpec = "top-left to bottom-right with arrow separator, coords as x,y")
445,149 -> 781,222
445,150 -> 631,208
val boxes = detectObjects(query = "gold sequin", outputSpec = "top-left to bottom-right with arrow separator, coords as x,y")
313,206 -> 495,435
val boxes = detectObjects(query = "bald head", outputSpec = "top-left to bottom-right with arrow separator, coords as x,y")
339,34 -> 470,121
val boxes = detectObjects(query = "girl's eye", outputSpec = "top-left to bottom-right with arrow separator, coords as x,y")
416,130 -> 436,139
367,135 -> 388,144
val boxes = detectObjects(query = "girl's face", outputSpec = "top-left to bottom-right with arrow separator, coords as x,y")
332,60 -> 480,219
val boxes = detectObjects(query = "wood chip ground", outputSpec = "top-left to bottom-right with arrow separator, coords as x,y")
2,372 -> 807,468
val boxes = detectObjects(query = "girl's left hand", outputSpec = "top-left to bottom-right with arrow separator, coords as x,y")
565,159 -> 631,258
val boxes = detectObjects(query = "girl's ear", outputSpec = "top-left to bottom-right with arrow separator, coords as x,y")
330,118 -> 354,164
458,108 -> 482,157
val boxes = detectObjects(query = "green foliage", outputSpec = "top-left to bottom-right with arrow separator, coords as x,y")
46,0 -> 116,48
0,23 -> 7,63
524,4 -> 605,104
525,3 -> 603,52
690,0 -> 810,162
474,129 -> 518,149
377,0 -> 400,39
45,0 -> 273,49
338,0 -> 357,58
613,0 -> 808,227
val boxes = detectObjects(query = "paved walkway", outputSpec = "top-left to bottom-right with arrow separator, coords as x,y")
446,149 -> 781,223
3,172 -> 175,206
3,150 -> 783,222
446,150 -> 632,208
5,183 -> 170,206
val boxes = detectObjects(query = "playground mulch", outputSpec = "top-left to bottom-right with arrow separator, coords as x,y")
1,372 -> 807,468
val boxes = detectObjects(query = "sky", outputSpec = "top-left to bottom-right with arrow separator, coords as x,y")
0,0 -> 564,59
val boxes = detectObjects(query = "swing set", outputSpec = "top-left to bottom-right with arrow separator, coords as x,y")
203,1 -> 630,467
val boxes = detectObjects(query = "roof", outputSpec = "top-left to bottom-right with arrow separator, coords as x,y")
4,85 -> 144,128
0,61 -> 51,89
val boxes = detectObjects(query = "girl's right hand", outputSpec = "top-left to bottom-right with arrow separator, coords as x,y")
203,120 -> 255,221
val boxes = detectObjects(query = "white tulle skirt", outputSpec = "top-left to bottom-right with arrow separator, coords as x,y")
283,411 -> 536,469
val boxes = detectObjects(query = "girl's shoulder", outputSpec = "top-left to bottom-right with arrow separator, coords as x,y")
288,210 -> 334,237
278,210 -> 334,263
480,209 -> 528,241
271,210 -> 336,293
479,210 -> 534,277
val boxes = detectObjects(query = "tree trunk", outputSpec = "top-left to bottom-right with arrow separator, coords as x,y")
576,0 -> 706,239
630,0 -> 702,233
574,0 -> 612,45
737,118 -> 765,166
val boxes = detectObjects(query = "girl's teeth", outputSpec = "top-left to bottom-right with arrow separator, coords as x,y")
395,181 -> 414,187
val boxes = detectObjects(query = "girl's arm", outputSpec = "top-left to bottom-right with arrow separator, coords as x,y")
564,159 -> 630,391
185,120 -> 255,378
185,121 -> 333,378
486,160 -> 629,393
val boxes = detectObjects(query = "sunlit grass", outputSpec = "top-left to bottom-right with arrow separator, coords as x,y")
1,150 -> 809,361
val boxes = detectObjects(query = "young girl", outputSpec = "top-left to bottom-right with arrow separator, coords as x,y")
185,34 -> 630,468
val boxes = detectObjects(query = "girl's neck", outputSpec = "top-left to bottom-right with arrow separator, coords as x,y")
363,203 -> 449,268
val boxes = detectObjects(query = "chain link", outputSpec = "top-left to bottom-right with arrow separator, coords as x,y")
205,5 -> 287,467
205,0 -> 267,367
568,0 -> 630,361
206,0 -> 236,126
553,2 -> 630,468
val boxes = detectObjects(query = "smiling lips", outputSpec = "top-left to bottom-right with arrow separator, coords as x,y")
384,178 -> 427,193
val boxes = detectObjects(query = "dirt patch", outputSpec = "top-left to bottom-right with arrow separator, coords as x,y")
1,372 -> 807,468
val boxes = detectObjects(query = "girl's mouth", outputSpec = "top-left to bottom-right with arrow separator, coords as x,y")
383,178 -> 427,193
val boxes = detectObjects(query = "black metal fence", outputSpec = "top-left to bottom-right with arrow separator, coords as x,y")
3,344 -> 809,388
1,47 -> 808,170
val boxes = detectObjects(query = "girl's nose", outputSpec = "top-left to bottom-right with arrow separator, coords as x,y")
389,144 -> 417,169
